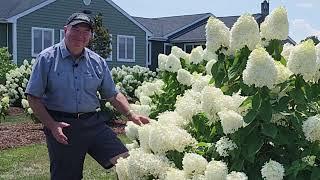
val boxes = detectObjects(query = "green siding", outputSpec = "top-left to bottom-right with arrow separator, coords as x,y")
16,0 -> 146,66
0,23 -> 8,48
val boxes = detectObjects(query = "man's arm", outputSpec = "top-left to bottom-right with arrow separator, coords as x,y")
108,92 -> 149,125
27,95 -> 70,144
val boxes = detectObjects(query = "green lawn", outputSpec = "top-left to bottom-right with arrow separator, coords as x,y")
0,114 -> 130,180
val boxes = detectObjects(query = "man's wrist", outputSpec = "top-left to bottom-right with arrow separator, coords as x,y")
125,110 -> 134,118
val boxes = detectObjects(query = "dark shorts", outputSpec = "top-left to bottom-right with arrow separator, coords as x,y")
44,111 -> 128,180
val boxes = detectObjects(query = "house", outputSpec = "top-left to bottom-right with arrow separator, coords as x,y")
0,0 -> 151,67
0,0 -> 295,70
134,0 -> 296,70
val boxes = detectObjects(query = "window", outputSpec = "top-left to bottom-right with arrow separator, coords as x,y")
184,43 -> 206,53
106,34 -> 112,61
60,29 -> 64,42
32,27 -> 54,57
117,35 -> 135,62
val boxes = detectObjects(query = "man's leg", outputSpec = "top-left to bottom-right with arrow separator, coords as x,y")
44,125 -> 87,180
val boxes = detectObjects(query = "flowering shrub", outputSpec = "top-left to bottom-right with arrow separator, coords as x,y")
111,65 -> 157,101
0,59 -> 33,107
0,96 -> 10,122
0,47 -> 16,84
117,7 -> 320,180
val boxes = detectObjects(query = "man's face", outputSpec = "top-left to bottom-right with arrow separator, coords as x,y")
64,23 -> 92,49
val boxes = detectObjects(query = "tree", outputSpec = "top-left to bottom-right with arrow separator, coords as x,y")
88,13 -> 112,59
301,35 -> 319,45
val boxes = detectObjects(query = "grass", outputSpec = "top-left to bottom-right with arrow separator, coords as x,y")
0,114 -> 130,180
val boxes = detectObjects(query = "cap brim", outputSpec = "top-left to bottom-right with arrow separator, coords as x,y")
68,20 -> 92,29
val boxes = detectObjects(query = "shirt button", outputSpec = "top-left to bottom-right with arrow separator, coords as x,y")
75,76 -> 78,79
77,88 -> 79,91
78,101 -> 81,104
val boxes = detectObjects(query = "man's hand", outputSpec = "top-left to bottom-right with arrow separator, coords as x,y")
49,121 -> 70,144
128,113 -> 150,125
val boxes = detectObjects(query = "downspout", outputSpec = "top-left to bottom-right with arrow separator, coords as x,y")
6,23 -> 8,48
145,34 -> 148,67
12,19 -> 17,64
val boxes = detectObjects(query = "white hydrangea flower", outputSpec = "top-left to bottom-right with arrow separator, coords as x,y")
302,155 -> 317,167
287,40 -> 317,82
163,168 -> 186,180
115,157 -> 129,180
175,90 -> 201,121
139,95 -> 152,105
281,43 -> 294,61
182,153 -> 208,176
226,171 -> 248,180
230,14 -> 261,53
204,160 -> 228,180
149,123 -> 196,154
138,123 -> 154,152
243,47 -> 278,89
215,136 -> 237,157
27,108 -> 33,114
158,54 -> 168,71
261,159 -> 285,180
274,61 -> 292,84
21,99 -> 29,109
206,17 -> 230,52
125,121 -> 140,141
125,141 -> 139,151
171,46 -> 189,60
205,59 -> 217,75
201,86 -> 225,122
1,96 -> 9,104
135,80 -> 164,99
192,75 -> 212,92
165,54 -> 182,72
190,46 -> 204,65
157,111 -> 187,128
177,69 -> 193,86
203,49 -> 218,62
271,113 -> 289,127
127,148 -> 172,179
191,174 -> 206,180
130,104 -> 151,117
218,110 -> 244,135
260,7 -> 289,41
302,114 -> 320,142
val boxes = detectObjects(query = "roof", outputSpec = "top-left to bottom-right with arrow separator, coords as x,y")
133,13 -> 212,39
0,0 -> 47,19
170,14 -> 263,42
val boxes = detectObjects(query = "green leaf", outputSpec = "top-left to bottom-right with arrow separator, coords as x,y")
243,130 -> 264,163
311,167 -> 320,180
243,109 -> 259,124
261,123 -> 278,138
252,93 -> 262,110
259,100 -> 272,122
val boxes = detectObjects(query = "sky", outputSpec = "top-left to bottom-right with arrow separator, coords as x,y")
112,0 -> 319,43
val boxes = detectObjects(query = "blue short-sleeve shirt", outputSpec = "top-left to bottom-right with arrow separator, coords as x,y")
25,40 -> 119,113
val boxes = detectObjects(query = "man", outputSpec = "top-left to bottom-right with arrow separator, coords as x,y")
26,12 -> 149,179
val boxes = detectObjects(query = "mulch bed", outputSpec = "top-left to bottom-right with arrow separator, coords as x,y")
0,113 -> 126,150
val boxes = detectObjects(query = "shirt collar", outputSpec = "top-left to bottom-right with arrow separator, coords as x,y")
60,39 -> 89,60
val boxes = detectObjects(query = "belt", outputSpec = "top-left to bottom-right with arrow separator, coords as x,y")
47,110 -> 96,119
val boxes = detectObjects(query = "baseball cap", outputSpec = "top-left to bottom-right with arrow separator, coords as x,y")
66,13 -> 93,30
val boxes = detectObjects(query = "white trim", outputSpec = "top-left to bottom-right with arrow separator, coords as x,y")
7,0 -> 56,21
12,20 -> 17,64
164,14 -> 213,38
6,23 -> 9,48
147,40 -> 151,66
106,34 -> 112,61
104,0 -> 152,36
60,29 -> 64,42
31,27 -> 54,57
163,43 -> 172,55
117,35 -> 135,62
